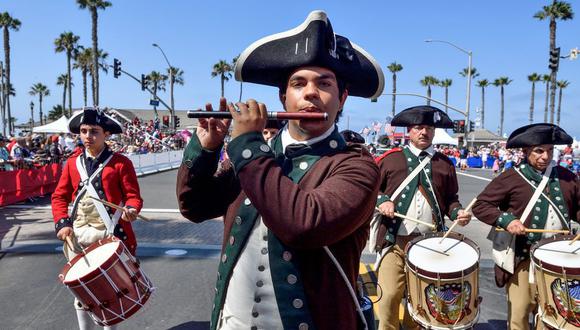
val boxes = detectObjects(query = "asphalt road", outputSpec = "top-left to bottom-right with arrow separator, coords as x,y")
0,168 -> 515,329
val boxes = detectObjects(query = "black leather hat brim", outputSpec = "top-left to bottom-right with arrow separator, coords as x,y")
506,123 -> 572,148
234,10 -> 384,99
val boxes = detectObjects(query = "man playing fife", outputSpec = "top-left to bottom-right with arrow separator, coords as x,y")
372,105 -> 472,330
177,10 -> 384,330
473,123 -> 579,330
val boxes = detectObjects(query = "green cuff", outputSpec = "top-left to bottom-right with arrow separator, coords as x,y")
228,131 -> 274,173
450,207 -> 461,221
376,194 -> 391,207
181,130 -> 222,176
497,212 -> 518,230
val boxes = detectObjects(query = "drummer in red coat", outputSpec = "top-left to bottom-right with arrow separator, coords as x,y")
52,107 -> 143,330
371,105 -> 473,330
473,123 -> 579,330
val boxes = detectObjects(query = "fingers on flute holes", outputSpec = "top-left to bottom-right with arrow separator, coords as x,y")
205,102 -> 214,112
219,97 -> 228,111
227,102 -> 239,119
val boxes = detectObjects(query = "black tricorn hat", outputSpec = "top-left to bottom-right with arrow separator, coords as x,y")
68,108 -> 123,134
391,105 -> 454,129
506,123 -> 572,148
234,10 -> 384,99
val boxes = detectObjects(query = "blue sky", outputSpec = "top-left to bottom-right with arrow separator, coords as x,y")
2,1 -> 579,137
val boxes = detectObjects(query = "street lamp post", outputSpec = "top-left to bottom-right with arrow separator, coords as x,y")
30,101 -> 34,131
152,43 -> 175,129
425,39 -> 472,146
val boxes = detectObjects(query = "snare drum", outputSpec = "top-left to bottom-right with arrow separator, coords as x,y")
405,232 -> 481,329
59,237 -> 154,326
532,235 -> 580,329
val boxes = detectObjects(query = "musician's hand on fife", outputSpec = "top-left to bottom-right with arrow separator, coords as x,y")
228,99 -> 268,140
197,97 -> 232,150
121,207 -> 138,222
506,220 -> 526,235
456,209 -> 472,226
377,200 -> 395,218
56,226 -> 73,241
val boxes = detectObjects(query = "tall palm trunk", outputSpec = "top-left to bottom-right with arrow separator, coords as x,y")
82,69 -> 88,107
0,61 -> 5,136
220,74 -> 225,97
39,95 -> 44,126
238,82 -> 243,103
444,87 -> 449,113
544,80 -> 550,122
480,87 -> 486,129
426,86 -> 431,106
500,86 -> 505,136
152,81 -> 159,120
3,27 -> 12,133
391,74 -> 397,116
557,86 -> 563,126
62,82 -> 66,112
67,51 -> 73,116
549,17 -> 557,123
529,82 -> 536,124
91,8 -> 99,106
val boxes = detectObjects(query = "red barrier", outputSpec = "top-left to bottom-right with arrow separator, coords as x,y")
0,163 -> 63,207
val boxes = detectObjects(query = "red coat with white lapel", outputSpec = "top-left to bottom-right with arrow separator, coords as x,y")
51,151 -> 143,254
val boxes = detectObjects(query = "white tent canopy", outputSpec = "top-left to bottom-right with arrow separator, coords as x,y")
432,128 -> 458,145
32,115 -> 69,133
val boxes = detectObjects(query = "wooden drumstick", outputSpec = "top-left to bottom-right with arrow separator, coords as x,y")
65,236 -> 75,252
495,228 -> 570,234
439,198 -> 477,244
569,233 -> 580,245
88,196 -> 151,222
393,212 -> 437,229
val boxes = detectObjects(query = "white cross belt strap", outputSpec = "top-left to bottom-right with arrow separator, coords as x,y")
74,155 -> 121,234
369,152 -> 432,268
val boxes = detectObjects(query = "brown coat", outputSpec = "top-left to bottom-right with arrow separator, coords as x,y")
472,165 -> 580,285
176,142 -> 379,329
374,148 -> 461,247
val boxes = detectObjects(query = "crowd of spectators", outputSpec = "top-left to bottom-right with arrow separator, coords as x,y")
0,116 -> 188,171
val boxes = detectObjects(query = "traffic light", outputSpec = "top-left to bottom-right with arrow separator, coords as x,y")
141,74 -> 149,91
174,115 -> 180,128
469,120 -> 475,132
549,47 -> 560,71
113,58 -> 121,78
162,115 -> 169,127
452,120 -> 465,133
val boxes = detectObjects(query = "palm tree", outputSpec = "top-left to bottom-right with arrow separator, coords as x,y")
459,67 -> 480,80
420,76 -> 439,105
438,78 -> 452,113
73,47 -> 92,107
476,79 -> 489,129
29,83 -> 50,126
387,62 -> 403,116
534,1 -> 574,124
492,77 -> 513,136
56,74 -> 68,112
146,71 -> 167,120
55,31 -> 80,116
556,80 -> 570,125
541,74 -> 551,122
211,60 -> 233,97
167,66 -> 184,117
48,105 -> 65,121
527,73 -> 541,124
77,0 -> 112,106
0,12 -> 21,134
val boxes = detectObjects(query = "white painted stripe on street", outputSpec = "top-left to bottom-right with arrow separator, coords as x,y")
1,204 -> 182,213
457,172 -> 492,182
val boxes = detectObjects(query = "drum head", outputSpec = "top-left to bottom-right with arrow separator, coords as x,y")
407,237 -> 478,274
64,240 -> 120,282
533,240 -> 580,269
